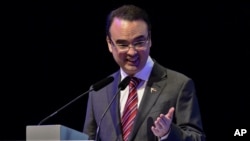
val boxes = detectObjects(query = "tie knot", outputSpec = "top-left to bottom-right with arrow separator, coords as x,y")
129,77 -> 141,88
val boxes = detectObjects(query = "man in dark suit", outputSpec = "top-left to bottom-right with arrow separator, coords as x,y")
83,4 -> 206,141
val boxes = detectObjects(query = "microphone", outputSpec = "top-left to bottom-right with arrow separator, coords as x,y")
95,76 -> 131,141
38,76 -> 114,125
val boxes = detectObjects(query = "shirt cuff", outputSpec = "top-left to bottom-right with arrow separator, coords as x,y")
158,128 -> 171,140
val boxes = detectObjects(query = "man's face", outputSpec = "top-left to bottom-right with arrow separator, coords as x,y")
107,18 -> 151,76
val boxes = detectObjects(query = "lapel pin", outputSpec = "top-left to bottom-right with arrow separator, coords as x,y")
150,87 -> 157,93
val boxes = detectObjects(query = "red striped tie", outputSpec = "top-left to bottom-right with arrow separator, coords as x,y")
122,77 -> 141,141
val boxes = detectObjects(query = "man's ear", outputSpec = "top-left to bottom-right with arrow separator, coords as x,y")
106,36 -> 113,53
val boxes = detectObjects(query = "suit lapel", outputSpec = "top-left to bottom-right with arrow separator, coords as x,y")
129,62 -> 168,141
106,72 -> 123,140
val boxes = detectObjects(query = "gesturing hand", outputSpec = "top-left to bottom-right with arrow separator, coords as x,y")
151,107 -> 175,137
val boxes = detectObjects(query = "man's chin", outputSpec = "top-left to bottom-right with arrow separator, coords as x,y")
124,66 -> 139,75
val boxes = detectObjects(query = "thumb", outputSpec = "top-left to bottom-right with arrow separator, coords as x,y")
166,107 -> 175,119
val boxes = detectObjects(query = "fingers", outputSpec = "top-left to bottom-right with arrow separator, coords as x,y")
151,125 -> 159,134
151,115 -> 166,136
158,114 -> 168,129
151,107 -> 175,137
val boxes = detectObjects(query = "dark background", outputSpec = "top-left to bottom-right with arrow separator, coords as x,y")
2,1 -> 249,141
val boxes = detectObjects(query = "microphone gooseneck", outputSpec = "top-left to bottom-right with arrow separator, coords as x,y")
95,76 -> 131,141
38,76 -> 114,125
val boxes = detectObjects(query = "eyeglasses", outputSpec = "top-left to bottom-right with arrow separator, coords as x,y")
109,35 -> 149,52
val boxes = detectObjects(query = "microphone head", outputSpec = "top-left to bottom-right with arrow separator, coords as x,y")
93,76 -> 114,91
119,76 -> 131,90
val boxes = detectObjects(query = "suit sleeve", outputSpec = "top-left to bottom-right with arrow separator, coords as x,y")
163,79 -> 206,141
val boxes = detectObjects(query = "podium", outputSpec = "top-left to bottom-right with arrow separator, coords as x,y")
26,124 -> 91,140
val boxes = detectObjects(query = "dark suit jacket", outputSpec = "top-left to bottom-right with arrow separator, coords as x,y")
83,62 -> 206,141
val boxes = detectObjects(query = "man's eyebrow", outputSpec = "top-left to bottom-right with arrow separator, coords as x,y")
115,35 -> 147,43
134,35 -> 147,40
